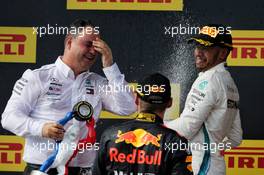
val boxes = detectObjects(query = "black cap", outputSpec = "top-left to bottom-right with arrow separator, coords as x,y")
188,24 -> 233,50
136,73 -> 171,104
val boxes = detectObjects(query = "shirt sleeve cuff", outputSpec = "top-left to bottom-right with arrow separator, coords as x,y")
30,119 -> 46,137
103,63 -> 122,81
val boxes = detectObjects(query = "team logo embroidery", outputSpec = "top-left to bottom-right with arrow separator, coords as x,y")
198,80 -> 208,91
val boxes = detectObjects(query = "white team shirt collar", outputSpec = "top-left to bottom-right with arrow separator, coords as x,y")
55,56 -> 89,79
198,62 -> 226,76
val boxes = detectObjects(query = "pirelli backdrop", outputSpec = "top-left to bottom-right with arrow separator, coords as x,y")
0,0 -> 264,174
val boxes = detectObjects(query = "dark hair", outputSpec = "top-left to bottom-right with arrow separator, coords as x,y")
70,19 -> 94,30
64,19 -> 94,45
139,95 -> 170,113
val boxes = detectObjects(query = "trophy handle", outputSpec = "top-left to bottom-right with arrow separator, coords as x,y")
57,112 -> 74,126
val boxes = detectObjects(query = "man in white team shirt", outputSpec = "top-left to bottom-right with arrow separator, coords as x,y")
165,24 -> 243,175
1,19 -> 136,175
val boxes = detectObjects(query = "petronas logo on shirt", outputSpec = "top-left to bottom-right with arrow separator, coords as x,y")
85,79 -> 94,87
198,80 -> 208,91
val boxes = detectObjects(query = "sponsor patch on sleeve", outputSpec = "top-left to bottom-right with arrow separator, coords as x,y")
227,99 -> 239,109
198,80 -> 208,91
13,77 -> 28,95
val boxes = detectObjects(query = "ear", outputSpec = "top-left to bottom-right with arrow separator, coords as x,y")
166,97 -> 173,108
65,35 -> 73,50
219,48 -> 229,61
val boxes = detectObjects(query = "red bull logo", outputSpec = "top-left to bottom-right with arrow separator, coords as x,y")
115,129 -> 162,148
109,148 -> 162,165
